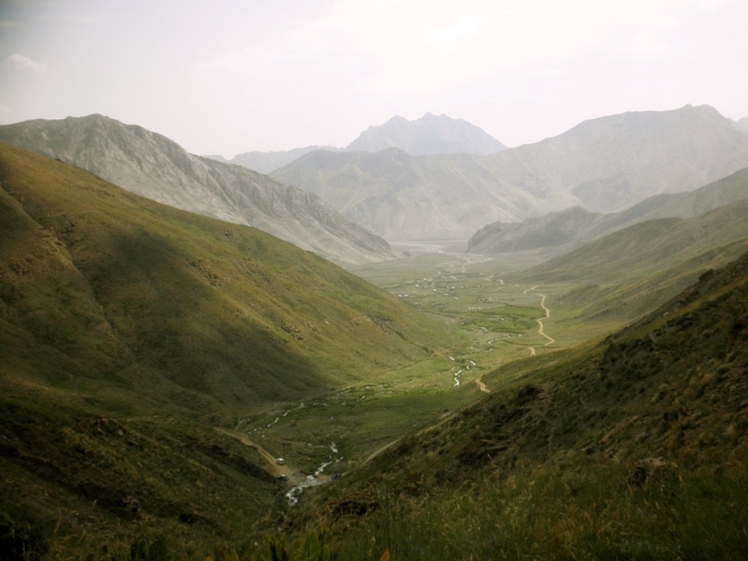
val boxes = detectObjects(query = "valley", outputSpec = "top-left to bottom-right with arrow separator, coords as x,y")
3,108 -> 748,560
233,242 -> 616,492
5,1 -> 748,557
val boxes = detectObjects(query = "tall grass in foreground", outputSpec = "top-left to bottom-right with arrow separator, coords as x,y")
33,464 -> 748,560
333,464 -> 748,560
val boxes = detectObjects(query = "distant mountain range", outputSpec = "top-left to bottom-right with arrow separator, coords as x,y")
469,166 -> 748,255
206,113 -> 506,174
0,115 -> 394,264
272,105 -> 748,241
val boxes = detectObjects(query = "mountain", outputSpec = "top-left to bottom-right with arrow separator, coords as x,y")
514,198 -> 748,285
344,113 -> 507,155
206,145 -> 343,175
0,142 -> 459,555
205,113 -> 505,175
290,249 -> 748,560
468,205 -> 604,253
0,115 -> 393,265
0,141 -> 455,408
469,166 -> 748,254
272,148 -> 576,241
273,105 -> 748,241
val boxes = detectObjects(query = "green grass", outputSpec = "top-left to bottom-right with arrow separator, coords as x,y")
0,141 -> 461,413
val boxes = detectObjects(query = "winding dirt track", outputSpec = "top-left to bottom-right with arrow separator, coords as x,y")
364,439 -> 399,464
525,286 -> 555,356
536,293 -> 555,345
474,378 -> 490,393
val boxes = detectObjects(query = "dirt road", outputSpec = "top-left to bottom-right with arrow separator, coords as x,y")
214,427 -> 297,481
474,378 -> 490,393
525,286 -> 555,355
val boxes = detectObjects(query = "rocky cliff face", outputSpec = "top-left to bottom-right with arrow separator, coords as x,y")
0,115 -> 394,264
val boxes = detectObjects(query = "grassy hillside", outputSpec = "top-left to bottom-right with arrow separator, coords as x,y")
287,249 -> 748,560
0,142 -> 456,407
508,198 -> 748,331
0,142 -> 460,558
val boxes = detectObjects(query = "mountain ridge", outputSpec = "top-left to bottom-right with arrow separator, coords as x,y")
205,113 -> 506,175
0,114 -> 393,265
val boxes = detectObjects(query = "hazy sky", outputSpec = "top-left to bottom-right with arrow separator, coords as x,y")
1,0 -> 747,157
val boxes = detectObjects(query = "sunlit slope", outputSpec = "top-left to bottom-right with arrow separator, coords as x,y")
0,142 -> 457,411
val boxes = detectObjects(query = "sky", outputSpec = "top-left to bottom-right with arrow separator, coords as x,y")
1,0 -> 747,157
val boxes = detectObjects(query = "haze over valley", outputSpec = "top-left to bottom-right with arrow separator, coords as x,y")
3,1 -> 748,559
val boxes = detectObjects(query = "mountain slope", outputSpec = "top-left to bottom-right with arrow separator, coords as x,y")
469,166 -> 748,254
515,197 -> 748,286
273,105 -> 748,241
0,142 -> 456,409
345,113 -> 507,155
0,115 -> 393,265
496,193 -> 748,331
